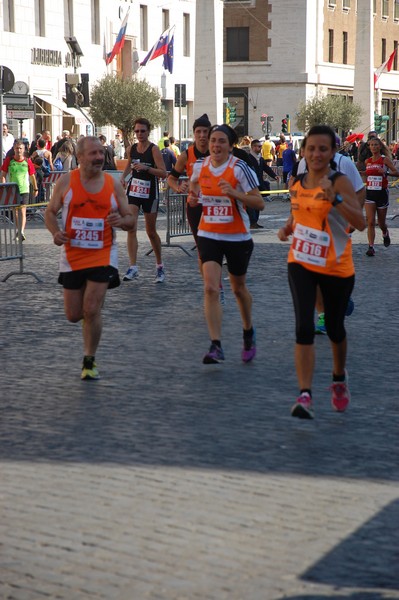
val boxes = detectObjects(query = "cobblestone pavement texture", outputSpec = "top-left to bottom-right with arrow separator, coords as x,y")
1,197 -> 399,600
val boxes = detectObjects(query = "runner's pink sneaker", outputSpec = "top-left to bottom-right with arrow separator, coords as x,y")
291,392 -> 314,419
330,372 -> 351,412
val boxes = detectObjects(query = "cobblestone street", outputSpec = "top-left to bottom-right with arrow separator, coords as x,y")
0,199 -> 398,599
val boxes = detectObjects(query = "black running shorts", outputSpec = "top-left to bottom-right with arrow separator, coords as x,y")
58,266 -> 120,290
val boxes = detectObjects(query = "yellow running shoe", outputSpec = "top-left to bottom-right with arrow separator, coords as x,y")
81,359 -> 100,380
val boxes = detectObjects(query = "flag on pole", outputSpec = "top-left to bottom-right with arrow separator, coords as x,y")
105,8 -> 130,66
140,28 -> 173,67
374,48 -> 397,89
163,35 -> 174,74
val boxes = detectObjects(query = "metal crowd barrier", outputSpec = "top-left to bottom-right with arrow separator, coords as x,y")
0,183 -> 41,282
27,171 -> 68,222
164,189 -> 193,255
145,187 -> 194,257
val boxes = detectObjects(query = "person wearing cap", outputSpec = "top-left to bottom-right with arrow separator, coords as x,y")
188,123 -> 264,365
167,113 -> 211,243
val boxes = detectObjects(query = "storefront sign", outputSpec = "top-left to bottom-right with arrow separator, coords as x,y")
6,109 -> 34,119
31,48 -> 81,68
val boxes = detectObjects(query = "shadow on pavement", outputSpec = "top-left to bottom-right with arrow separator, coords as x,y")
299,499 -> 399,593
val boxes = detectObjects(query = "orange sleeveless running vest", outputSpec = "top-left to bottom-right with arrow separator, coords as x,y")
186,145 -> 198,179
60,170 -> 119,272
288,178 -> 354,277
198,155 -> 248,235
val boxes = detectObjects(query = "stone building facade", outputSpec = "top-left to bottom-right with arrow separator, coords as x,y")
224,0 -> 399,142
0,0 -> 196,145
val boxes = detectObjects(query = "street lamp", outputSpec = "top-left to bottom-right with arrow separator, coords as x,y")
65,36 -> 83,73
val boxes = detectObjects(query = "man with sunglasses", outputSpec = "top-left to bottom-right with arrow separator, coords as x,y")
120,118 -> 167,283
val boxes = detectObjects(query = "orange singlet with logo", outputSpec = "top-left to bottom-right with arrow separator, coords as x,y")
198,155 -> 248,236
288,177 -> 354,278
59,170 -> 119,272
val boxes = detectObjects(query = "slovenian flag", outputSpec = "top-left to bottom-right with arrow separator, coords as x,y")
140,28 -> 173,67
105,9 -> 130,65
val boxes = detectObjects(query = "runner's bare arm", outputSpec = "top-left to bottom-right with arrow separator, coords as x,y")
107,180 -> 135,231
278,213 -> 294,241
321,174 -> 366,232
44,173 -> 71,245
187,179 -> 201,207
218,180 -> 265,210
167,152 -> 188,192
120,145 -> 132,186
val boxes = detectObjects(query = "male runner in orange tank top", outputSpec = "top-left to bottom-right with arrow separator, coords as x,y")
45,136 -> 134,380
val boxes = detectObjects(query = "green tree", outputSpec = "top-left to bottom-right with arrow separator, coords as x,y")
89,75 -> 165,147
296,94 -> 363,134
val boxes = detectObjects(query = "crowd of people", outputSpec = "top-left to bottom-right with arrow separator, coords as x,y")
2,117 -> 396,421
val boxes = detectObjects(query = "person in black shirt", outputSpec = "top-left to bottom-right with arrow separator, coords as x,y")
246,139 -> 280,227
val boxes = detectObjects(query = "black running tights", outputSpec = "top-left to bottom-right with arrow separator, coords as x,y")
288,263 -> 355,345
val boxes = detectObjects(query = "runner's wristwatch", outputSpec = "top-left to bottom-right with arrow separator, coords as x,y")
332,193 -> 343,206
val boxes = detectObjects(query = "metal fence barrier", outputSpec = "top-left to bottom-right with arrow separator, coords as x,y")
27,171 -> 68,222
0,183 -> 41,282
144,187 -> 194,257
164,189 -> 193,255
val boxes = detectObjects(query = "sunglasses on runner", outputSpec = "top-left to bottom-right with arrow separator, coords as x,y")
134,129 -> 147,133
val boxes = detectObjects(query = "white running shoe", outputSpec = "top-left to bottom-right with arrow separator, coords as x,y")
123,266 -> 139,281
154,266 -> 165,283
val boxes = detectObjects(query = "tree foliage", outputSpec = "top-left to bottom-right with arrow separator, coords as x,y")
296,94 -> 363,134
89,75 -> 165,145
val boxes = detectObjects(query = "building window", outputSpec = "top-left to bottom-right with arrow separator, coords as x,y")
395,41 -> 398,70
342,0 -> 350,10
64,0 -> 73,37
382,38 -> 387,63
343,31 -> 348,64
382,0 -> 389,18
162,9 -> 169,32
328,29 -> 334,62
3,0 -> 15,32
91,0 -> 100,44
226,27 -> 249,61
395,0 -> 399,20
34,0 -> 45,36
328,0 -> 336,7
183,13 -> 190,57
140,5 -> 148,51
373,0 -> 376,14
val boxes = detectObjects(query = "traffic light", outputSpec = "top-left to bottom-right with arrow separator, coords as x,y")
281,118 -> 288,134
374,113 -> 389,134
229,105 -> 237,124
260,114 -> 267,124
286,113 -> 290,134
267,115 -> 274,134
225,105 -> 231,125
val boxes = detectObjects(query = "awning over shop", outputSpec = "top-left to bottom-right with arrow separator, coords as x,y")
34,94 -> 90,126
